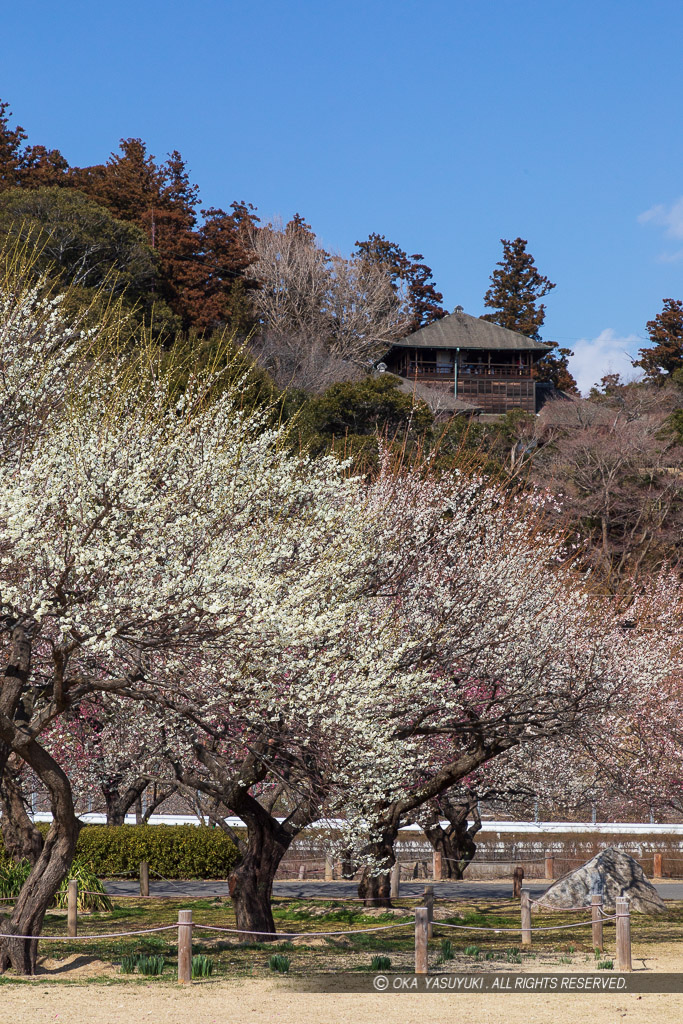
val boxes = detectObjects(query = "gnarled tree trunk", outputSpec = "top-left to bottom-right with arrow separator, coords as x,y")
102,778 -> 176,825
0,744 -> 80,974
356,830 -> 397,907
0,761 -> 43,865
421,792 -> 482,880
228,812 -> 292,937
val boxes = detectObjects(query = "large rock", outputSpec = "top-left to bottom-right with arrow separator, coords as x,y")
534,847 -> 666,914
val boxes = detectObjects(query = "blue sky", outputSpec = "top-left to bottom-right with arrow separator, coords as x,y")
3,0 -> 683,392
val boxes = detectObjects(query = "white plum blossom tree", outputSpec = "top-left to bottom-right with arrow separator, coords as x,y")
0,276 -> 386,969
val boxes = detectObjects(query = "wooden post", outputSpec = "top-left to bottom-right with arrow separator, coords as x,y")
512,864 -> 524,898
615,897 -> 632,972
140,860 -> 150,897
653,852 -> 663,879
423,885 -> 434,939
390,860 -> 400,898
520,890 -> 532,945
67,879 -> 78,937
324,854 -> 334,881
591,893 -> 603,952
298,863 -> 306,880
177,909 -> 193,984
415,906 -> 429,974
544,851 -> 555,881
432,850 -> 442,881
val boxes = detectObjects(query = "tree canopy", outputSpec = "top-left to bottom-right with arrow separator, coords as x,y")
481,236 -> 555,338
354,233 -> 446,334
634,297 -> 683,382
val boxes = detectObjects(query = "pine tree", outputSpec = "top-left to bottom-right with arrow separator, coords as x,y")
183,204 -> 260,332
354,233 -> 445,334
481,237 -> 555,339
633,298 -> 683,382
0,99 -> 27,190
482,237 -> 578,392
533,342 -> 579,394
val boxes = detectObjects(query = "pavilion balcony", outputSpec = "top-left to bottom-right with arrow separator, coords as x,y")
403,361 -> 533,381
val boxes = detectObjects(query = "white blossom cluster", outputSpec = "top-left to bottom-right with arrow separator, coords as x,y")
0,271 -> 679,870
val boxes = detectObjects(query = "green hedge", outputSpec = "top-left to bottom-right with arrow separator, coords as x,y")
0,825 -> 240,879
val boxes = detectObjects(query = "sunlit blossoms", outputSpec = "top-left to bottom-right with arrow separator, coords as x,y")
1,266 -> 682,968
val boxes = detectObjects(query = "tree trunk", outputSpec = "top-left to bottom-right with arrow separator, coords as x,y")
0,749 -> 80,975
356,833 -> 397,907
228,816 -> 291,938
422,800 -> 482,880
101,777 -> 149,826
0,763 -> 43,865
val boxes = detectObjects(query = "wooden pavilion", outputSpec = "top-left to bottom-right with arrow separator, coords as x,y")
382,307 -> 550,415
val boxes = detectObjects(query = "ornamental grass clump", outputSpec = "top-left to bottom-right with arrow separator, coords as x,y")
137,955 -> 165,976
268,954 -> 290,974
0,858 -> 111,912
370,955 -> 391,971
439,938 -> 454,961
0,859 -> 30,900
191,954 -> 214,978
54,861 -> 113,912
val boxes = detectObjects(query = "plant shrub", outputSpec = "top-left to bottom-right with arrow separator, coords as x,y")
0,825 -> 240,880
370,955 -> 391,971
192,954 -> 214,978
268,954 -> 290,974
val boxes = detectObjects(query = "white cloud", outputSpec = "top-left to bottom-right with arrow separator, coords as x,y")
638,198 -> 683,260
656,247 -> 683,264
568,329 -> 642,396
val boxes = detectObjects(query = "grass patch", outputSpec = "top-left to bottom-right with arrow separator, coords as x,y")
370,955 -> 392,971
268,954 -> 290,974
3,894 -> 679,983
192,954 -> 214,978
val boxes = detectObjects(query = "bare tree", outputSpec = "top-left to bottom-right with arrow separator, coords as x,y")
247,218 -> 406,388
248,329 -> 365,393
532,386 -> 683,580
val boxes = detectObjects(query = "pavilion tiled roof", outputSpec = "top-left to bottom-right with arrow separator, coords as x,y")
389,309 -> 551,352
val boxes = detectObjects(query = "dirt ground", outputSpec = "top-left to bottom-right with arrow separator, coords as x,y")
0,941 -> 681,1024
0,978 -> 681,1024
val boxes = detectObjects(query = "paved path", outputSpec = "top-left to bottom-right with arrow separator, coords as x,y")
104,878 -> 683,901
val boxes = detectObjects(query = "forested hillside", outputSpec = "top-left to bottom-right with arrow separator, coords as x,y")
3,96 -> 683,588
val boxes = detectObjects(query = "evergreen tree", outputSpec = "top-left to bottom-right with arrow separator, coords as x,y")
482,237 -> 578,392
534,342 -> 580,394
633,298 -> 683,382
20,145 -> 70,187
0,99 -> 27,190
354,233 -> 446,334
183,203 -> 260,332
481,237 -> 555,338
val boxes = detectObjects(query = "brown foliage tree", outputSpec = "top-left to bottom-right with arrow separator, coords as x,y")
481,236 -> 555,338
69,141 -> 258,333
533,341 -> 580,394
0,100 -> 27,190
482,236 -> 579,392
354,233 -> 446,334
633,298 -> 683,382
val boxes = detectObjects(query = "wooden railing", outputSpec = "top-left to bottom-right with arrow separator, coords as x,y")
404,361 -> 532,379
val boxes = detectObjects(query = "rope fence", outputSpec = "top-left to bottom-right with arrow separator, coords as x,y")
0,880 -> 634,981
